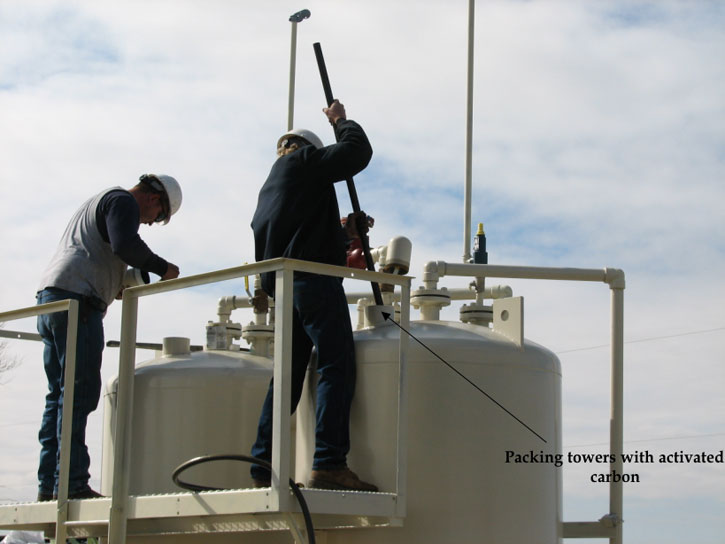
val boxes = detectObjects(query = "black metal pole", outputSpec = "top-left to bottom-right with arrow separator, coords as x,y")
313,42 -> 383,306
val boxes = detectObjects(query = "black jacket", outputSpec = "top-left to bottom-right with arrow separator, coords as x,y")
252,119 -> 372,295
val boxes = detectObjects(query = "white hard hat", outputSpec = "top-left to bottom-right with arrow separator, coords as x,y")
140,174 -> 182,225
277,128 -> 323,151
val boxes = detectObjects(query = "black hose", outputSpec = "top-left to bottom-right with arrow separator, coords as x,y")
172,454 -> 315,544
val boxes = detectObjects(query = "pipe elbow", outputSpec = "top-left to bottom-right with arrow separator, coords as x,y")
423,260 -> 448,278
217,296 -> 237,321
422,261 -> 443,289
488,285 -> 513,299
604,268 -> 626,289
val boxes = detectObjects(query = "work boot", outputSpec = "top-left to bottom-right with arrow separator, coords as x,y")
37,491 -> 54,502
53,487 -> 104,500
252,478 -> 271,488
252,478 -> 305,489
69,487 -> 104,500
308,468 -> 378,492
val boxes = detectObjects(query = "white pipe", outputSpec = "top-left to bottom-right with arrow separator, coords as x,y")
287,10 -> 310,131
427,260 -> 625,287
463,0 -> 475,263
217,295 -> 252,323
287,21 -> 298,131
254,311 -> 267,326
420,302 -> 441,322
609,287 -> 625,544
346,285 -> 512,305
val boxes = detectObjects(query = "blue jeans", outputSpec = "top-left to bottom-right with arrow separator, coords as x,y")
36,288 -> 105,495
251,274 -> 356,480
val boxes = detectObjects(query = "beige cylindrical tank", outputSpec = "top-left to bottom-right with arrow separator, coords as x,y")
296,320 -> 563,544
101,339 -> 273,495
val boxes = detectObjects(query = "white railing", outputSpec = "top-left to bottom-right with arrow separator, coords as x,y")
107,258 -> 412,543
0,299 -> 80,544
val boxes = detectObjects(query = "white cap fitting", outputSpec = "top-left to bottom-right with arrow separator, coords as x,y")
384,236 -> 412,273
162,337 -> 191,357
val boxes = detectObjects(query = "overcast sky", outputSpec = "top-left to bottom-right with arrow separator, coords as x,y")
1,1 -> 723,543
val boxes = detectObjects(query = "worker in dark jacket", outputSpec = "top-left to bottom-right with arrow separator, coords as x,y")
35,174 -> 182,501
250,100 -> 377,491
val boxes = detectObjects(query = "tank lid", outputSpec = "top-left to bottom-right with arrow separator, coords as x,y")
162,336 -> 191,357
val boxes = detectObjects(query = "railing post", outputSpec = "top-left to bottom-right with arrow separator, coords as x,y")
271,265 -> 294,511
55,298 -> 79,544
609,286 -> 625,544
395,279 -> 411,518
108,291 -> 139,543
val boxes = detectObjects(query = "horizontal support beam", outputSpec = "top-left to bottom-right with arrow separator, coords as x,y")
562,521 -> 617,538
0,329 -> 42,342
434,262 -> 624,288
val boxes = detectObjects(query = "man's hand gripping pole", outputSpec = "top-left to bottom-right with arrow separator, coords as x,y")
313,42 -> 384,307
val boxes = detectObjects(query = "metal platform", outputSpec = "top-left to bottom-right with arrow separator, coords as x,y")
0,488 -> 401,541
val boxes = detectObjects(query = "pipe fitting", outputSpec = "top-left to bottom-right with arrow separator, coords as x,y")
422,261 -> 444,289
216,296 -> 238,323
487,285 -> 514,299
460,303 -> 493,326
411,286 -> 451,321
355,298 -> 372,330
162,337 -> 191,357
206,320 -> 242,351
604,268 -> 626,289
242,322 -> 274,357
380,236 -> 412,275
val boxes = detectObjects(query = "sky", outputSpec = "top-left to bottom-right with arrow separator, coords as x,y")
0,0 -> 723,542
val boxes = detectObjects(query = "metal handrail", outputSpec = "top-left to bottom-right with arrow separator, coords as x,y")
0,299 -> 80,544
107,258 -> 412,543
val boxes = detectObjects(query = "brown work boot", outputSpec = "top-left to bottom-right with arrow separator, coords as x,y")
308,468 -> 378,492
55,487 -> 104,500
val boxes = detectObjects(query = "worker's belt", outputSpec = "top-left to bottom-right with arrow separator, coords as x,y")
42,287 -> 108,315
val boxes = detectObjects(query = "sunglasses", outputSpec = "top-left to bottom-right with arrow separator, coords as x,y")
154,194 -> 170,223
140,175 -> 171,223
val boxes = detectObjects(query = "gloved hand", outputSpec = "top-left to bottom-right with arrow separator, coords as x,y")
346,238 -> 366,269
342,211 -> 374,239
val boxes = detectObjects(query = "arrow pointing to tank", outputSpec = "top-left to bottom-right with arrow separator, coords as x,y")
381,312 -> 547,443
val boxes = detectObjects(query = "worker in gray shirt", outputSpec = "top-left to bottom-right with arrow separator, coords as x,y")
35,174 -> 182,501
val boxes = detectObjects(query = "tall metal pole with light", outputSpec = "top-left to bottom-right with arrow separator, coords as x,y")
288,9 -> 311,130
463,0 -> 475,264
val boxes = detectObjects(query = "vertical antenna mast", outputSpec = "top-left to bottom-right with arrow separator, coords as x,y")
463,0 -> 475,263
